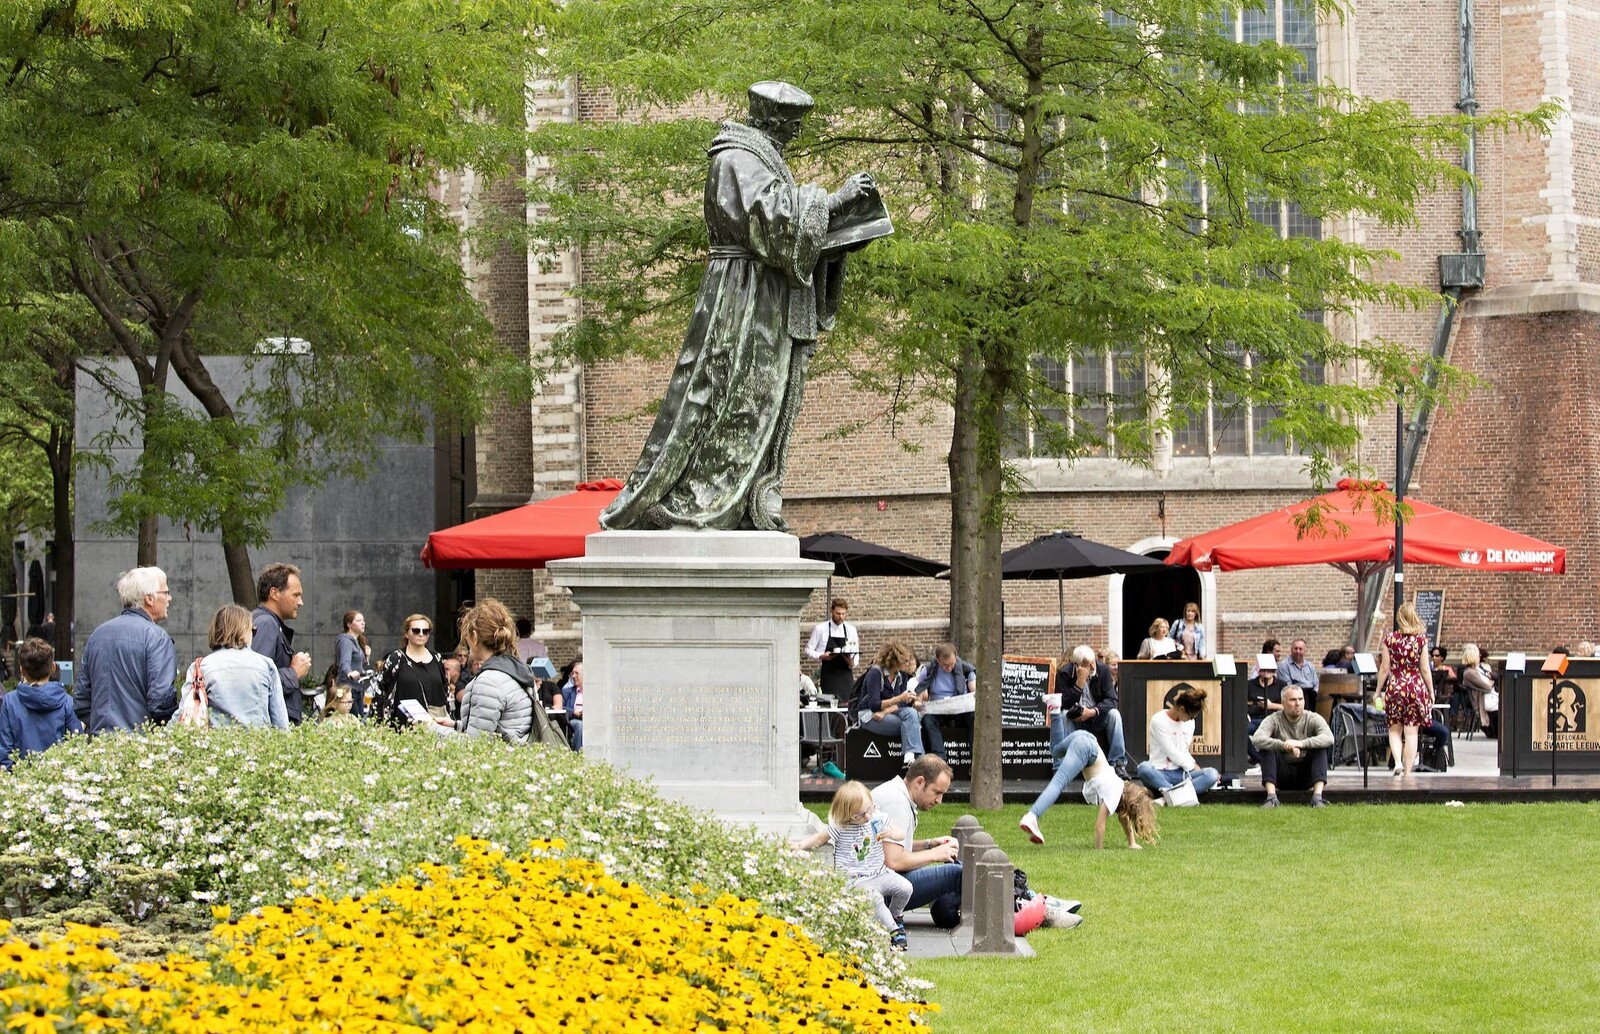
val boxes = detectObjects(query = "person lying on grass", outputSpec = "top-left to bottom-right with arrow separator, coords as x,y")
1019,729 -> 1159,849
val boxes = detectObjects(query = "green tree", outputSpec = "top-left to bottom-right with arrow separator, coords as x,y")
1,1 -> 542,604
530,0 -> 1548,806
0,305 -> 80,659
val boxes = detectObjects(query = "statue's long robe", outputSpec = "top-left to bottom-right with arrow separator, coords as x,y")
600,122 -> 846,532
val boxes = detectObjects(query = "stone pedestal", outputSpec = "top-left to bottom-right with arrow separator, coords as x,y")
548,531 -> 831,834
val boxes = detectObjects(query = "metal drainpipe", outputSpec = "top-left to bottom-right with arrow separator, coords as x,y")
1358,0 -> 1482,641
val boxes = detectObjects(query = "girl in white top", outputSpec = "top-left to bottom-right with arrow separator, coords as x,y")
792,780 -> 914,949
1018,730 -> 1159,849
1136,684 -> 1221,798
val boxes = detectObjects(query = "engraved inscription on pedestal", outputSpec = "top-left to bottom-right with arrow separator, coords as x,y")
610,645 -> 773,788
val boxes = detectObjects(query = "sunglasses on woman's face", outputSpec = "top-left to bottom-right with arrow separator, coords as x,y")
410,626 -> 432,636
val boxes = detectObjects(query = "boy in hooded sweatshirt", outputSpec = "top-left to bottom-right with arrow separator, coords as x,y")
1,637 -> 83,769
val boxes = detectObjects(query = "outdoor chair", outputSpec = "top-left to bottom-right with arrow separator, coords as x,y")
800,708 -> 847,774
1453,687 -> 1484,740
1331,702 -> 1389,769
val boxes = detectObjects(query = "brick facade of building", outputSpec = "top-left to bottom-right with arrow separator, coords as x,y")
456,2 -> 1598,668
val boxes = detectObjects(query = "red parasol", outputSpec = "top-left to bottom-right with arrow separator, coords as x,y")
1167,478 -> 1564,574
1166,478 -> 1564,638
420,479 -> 623,570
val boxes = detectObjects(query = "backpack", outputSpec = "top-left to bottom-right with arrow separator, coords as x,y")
846,668 -> 872,718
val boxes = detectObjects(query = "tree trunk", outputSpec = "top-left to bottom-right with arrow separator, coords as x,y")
222,531 -> 255,608
136,382 -> 161,567
967,355 -> 1009,810
168,337 -> 256,607
964,22 -> 1043,809
48,416 -> 75,661
949,341 -> 982,652
0,525 -> 16,648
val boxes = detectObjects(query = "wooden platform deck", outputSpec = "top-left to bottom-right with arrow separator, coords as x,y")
800,735 -> 1600,804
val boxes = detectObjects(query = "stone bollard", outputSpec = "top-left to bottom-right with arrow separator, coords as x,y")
969,847 -> 1018,955
958,830 -> 995,930
950,814 -> 981,849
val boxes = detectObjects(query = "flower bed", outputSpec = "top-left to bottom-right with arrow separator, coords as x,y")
0,725 -> 921,1000
0,837 -> 932,1031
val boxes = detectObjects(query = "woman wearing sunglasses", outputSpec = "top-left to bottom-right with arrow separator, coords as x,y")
375,613 -> 448,726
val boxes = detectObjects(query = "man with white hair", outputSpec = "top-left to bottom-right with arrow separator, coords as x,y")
75,567 -> 178,734
1054,644 -> 1131,781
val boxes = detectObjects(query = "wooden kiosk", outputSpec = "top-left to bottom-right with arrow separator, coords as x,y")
1119,660 -> 1252,775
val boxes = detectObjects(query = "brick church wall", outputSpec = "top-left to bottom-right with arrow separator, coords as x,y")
467,3 -> 1600,668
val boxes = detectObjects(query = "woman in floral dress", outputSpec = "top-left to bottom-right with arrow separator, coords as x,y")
1376,601 -> 1435,777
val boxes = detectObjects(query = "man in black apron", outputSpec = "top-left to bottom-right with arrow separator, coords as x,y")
805,597 -> 859,701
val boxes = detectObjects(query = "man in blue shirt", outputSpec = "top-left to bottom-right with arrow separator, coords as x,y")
1276,637 -> 1321,714
910,643 -> 976,760
75,567 -> 178,734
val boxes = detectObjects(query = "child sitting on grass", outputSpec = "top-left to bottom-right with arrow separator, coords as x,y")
793,780 -> 914,950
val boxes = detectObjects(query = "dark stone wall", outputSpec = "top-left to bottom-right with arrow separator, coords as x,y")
74,357 -> 446,671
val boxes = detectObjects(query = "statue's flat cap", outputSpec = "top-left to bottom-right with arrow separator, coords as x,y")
748,81 -> 815,120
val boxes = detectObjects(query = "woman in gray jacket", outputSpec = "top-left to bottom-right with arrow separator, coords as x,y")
442,598 -> 561,744
175,605 -> 289,729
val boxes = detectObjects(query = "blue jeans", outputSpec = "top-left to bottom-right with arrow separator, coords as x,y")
1136,762 -> 1219,796
1028,730 -> 1102,818
904,861 -> 961,910
1049,708 -> 1126,769
903,861 -> 962,928
568,718 -> 583,751
859,708 -> 925,755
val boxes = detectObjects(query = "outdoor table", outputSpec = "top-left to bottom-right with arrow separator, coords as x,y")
1319,673 -> 1361,721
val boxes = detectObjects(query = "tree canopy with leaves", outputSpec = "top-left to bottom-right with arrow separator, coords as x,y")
1,0 -> 542,605
530,0 -> 1550,805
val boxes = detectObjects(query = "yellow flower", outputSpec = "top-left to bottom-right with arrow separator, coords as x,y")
6,1009 -> 65,1034
0,838 -> 931,1031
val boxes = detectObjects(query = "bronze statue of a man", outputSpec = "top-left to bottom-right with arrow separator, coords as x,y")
600,81 -> 886,532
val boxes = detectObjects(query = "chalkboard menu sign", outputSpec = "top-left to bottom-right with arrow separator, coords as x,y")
1000,655 -> 1055,728
1415,589 -> 1445,648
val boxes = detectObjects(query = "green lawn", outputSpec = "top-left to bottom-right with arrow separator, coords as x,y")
908,801 -> 1600,1033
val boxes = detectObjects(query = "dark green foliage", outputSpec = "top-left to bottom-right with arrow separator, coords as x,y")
1,1 -> 546,567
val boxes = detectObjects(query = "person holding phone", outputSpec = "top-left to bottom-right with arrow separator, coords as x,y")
854,641 -> 924,764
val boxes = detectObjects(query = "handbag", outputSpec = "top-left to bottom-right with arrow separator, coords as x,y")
1160,777 -> 1199,807
176,658 -> 210,727
512,678 -> 569,748
1484,689 -> 1500,713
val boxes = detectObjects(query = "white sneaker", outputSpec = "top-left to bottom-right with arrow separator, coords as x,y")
1018,811 -> 1044,844
1041,897 -> 1082,928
